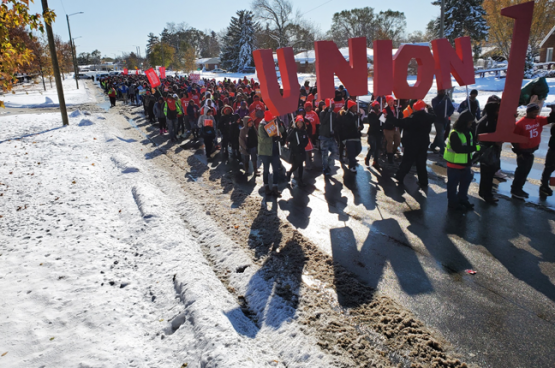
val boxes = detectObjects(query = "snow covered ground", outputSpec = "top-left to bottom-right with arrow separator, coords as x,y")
0,76 -> 95,108
0,111 -> 347,367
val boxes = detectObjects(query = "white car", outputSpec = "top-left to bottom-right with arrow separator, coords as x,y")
211,68 -> 227,73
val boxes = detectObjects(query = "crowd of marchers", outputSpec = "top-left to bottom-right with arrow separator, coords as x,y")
98,73 -> 555,210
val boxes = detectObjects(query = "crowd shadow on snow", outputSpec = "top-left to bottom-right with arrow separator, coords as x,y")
0,125 -> 66,144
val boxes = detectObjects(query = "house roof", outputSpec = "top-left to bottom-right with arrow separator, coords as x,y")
540,25 -> 555,48
195,57 -> 220,65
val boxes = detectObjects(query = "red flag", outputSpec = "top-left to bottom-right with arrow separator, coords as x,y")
305,139 -> 314,151
123,68 -> 128,75
145,68 -> 161,88
159,66 -> 166,79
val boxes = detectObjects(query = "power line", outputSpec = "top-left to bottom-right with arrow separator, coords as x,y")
301,0 -> 334,16
59,0 -> 66,14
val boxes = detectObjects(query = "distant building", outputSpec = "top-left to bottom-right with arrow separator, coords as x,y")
195,57 -> 221,71
539,25 -> 555,63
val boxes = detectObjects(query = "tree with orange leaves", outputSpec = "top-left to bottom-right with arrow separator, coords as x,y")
0,0 -> 55,107
483,0 -> 555,59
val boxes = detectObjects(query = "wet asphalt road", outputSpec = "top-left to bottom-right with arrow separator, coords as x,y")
89,87 -> 555,367
199,142 -> 555,368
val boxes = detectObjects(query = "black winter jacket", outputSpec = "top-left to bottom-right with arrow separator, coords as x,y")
394,110 -> 435,149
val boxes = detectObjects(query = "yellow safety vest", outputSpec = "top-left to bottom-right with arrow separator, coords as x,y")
444,130 -> 477,164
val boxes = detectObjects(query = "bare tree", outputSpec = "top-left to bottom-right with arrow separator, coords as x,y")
251,0 -> 295,48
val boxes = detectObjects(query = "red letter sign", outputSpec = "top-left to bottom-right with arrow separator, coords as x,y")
393,45 -> 435,100
253,47 -> 300,116
159,66 -> 166,79
373,40 -> 393,96
315,37 -> 368,99
431,37 -> 475,90
479,1 -> 534,143
123,68 -> 128,75
145,68 -> 161,88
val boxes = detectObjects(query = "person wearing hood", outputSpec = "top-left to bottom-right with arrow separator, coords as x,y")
393,100 -> 436,188
153,97 -> 167,135
259,110 -> 285,197
286,115 -> 310,186
239,116 -> 259,176
476,95 -> 502,203
444,110 -> 480,210
236,100 -> 250,119
340,100 -> 364,173
218,105 -> 234,158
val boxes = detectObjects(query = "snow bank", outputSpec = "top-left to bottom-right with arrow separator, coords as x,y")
1,78 -> 96,108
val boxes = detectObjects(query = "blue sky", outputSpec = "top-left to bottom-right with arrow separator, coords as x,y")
29,0 -> 438,57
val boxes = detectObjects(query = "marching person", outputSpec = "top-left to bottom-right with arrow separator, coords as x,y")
319,99 -> 338,176
239,116 -> 259,177
541,110 -> 555,197
258,111 -> 284,197
476,96 -> 502,204
108,85 -> 117,107
444,110 -> 480,210
511,103 -> 555,199
364,101 -> 384,169
153,97 -> 167,135
286,115 -> 310,186
382,95 -> 401,164
430,89 -> 455,155
164,94 -> 182,142
199,108 -> 216,159
340,100 -> 363,173
394,100 -> 436,188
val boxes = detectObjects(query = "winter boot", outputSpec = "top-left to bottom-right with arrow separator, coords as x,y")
272,186 -> 282,197
264,185 -> 272,196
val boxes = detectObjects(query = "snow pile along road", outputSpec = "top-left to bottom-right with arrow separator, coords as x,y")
0,112 -> 339,367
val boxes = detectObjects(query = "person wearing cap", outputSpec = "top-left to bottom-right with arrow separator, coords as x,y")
476,95 -> 502,204
340,100 -> 364,173
319,98 -> 338,176
458,89 -> 481,130
511,102 -> 555,199
364,101 -> 384,169
286,115 -> 310,186
164,94 -> 183,142
258,110 -> 285,196
430,89 -> 455,155
249,94 -> 265,114
444,110 -> 480,210
304,102 -> 320,170
382,95 -> 401,164
239,116 -> 259,176
393,100 -> 436,188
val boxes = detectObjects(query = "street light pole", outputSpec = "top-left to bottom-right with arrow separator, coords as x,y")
440,0 -> 445,39
66,12 -> 83,89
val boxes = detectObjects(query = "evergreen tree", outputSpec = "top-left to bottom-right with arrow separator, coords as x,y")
236,11 -> 258,71
146,33 -> 159,59
524,45 -> 536,79
220,11 -> 244,71
432,0 -> 489,44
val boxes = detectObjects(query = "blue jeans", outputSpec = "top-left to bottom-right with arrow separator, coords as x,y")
447,166 -> 473,205
319,136 -> 337,172
260,154 -> 280,186
167,118 -> 178,140
345,140 -> 362,169
366,135 -> 382,161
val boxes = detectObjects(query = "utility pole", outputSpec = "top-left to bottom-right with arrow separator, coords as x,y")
66,12 -> 83,89
41,0 -> 68,126
440,0 -> 445,39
